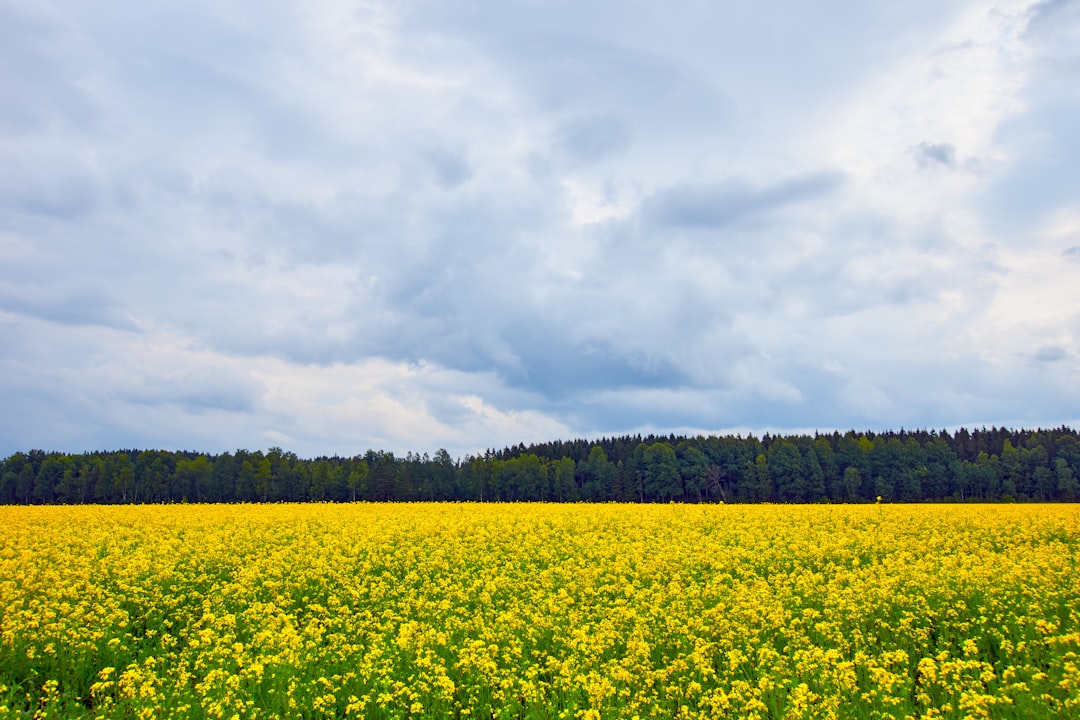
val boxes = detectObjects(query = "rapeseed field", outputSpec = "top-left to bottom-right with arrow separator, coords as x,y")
1,504 -> 1077,719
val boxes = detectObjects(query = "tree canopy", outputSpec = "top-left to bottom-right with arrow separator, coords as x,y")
3,427 -> 1079,504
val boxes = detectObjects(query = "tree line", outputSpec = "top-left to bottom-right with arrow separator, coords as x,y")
2,426 -> 1078,505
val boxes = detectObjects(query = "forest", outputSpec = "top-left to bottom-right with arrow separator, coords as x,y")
1,426 -> 1078,505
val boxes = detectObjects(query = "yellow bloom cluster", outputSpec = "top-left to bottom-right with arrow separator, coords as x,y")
1,504 -> 1078,718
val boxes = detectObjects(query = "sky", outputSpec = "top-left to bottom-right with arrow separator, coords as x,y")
2,0 -> 1079,459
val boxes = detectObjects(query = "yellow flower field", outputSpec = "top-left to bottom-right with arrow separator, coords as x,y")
1,504 -> 1078,719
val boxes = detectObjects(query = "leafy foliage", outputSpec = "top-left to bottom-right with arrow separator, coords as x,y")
3,427 -> 1080,504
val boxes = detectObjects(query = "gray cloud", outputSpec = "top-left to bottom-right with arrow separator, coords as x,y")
982,103 -> 1080,232
1025,0 -> 1080,37
120,368 -> 264,414
981,0 -> 1080,234
1032,345 -> 1068,363
644,172 -> 846,230
422,146 -> 473,189
551,115 -> 632,168
914,142 -> 957,168
0,283 -> 137,331
1,0 -> 1078,457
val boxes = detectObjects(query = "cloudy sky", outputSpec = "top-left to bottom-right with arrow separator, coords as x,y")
2,0 -> 1079,459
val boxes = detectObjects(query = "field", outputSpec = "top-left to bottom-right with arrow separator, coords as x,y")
1,504 -> 1078,719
